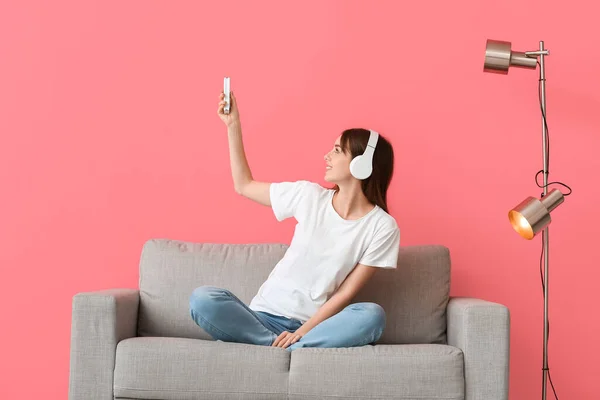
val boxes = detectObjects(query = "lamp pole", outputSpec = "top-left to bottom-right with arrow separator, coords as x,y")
525,41 -> 550,400
540,41 -> 549,400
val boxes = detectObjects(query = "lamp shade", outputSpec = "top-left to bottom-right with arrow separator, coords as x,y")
484,39 -> 538,74
508,188 -> 565,239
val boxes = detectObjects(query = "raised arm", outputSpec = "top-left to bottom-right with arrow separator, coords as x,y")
218,91 -> 271,207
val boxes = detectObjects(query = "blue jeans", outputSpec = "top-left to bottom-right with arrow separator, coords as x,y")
189,286 -> 386,352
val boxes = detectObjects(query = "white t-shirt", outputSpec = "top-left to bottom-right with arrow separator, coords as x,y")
248,180 -> 400,323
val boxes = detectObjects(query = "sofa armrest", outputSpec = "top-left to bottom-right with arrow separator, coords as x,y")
68,289 -> 139,400
447,297 -> 510,400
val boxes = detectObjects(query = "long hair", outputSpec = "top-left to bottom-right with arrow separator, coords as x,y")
331,128 -> 395,213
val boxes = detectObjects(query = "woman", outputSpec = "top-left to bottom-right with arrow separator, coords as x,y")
189,90 -> 400,352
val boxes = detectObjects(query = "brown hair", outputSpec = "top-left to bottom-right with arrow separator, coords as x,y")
331,128 -> 395,213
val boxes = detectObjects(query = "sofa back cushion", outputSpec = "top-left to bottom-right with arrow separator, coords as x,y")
137,239 -> 450,344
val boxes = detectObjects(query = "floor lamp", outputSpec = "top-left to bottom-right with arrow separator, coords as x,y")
483,39 -> 572,400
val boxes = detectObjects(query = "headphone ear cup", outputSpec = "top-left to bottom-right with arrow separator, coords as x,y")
350,155 -> 372,180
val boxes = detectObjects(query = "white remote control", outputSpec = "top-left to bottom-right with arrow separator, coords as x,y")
223,77 -> 231,114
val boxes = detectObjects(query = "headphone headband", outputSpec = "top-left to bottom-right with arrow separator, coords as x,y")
367,130 -> 379,149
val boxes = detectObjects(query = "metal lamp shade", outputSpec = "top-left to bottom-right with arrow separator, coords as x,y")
508,188 -> 565,240
484,39 -> 538,74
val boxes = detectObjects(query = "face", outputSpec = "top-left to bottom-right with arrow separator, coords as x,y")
324,135 -> 353,183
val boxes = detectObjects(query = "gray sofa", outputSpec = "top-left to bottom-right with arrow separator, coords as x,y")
69,239 -> 510,400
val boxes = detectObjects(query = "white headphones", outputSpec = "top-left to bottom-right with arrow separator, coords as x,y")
349,129 -> 379,180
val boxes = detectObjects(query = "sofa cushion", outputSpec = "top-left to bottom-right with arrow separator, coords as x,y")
113,337 -> 290,400
288,344 -> 464,400
353,244 -> 450,344
137,240 -> 288,341
137,239 -> 450,344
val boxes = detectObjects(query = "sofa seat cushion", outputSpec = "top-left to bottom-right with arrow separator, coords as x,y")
113,337 -> 290,400
288,344 -> 464,400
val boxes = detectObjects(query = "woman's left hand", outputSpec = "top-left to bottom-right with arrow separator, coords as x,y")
272,331 -> 303,348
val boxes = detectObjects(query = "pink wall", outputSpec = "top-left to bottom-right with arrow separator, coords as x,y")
1,1 -> 598,398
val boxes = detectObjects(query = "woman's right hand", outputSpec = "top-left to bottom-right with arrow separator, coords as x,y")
217,91 -> 240,127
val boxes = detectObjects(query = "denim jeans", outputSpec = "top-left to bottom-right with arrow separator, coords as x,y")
189,285 -> 386,352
